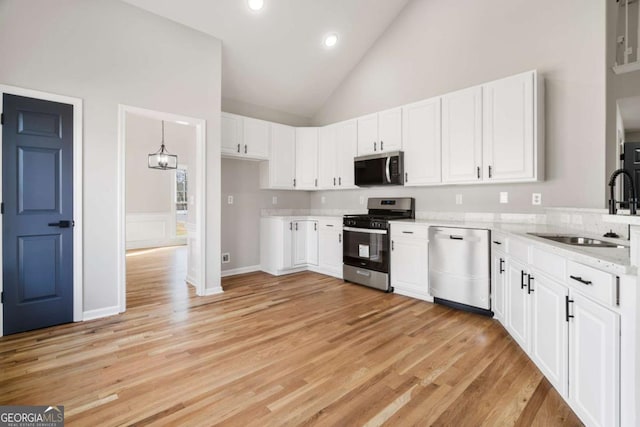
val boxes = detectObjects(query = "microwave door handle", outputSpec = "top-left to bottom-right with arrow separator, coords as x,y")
385,156 -> 391,183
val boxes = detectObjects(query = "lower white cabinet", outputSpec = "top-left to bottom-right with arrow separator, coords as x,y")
569,292 -> 620,427
261,217 -> 340,278
506,257 -> 530,351
316,219 -> 343,278
390,224 -> 430,300
530,271 -> 568,397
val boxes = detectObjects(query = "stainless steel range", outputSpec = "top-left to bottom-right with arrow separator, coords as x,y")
343,197 -> 415,292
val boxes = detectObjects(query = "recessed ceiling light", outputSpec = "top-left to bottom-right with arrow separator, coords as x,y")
248,0 -> 264,11
324,33 -> 338,48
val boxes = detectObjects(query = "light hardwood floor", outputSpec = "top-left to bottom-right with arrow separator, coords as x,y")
0,246 -> 582,426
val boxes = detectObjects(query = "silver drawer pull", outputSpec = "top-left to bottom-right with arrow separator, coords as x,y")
570,275 -> 592,285
402,231 -> 414,234
450,235 -> 463,240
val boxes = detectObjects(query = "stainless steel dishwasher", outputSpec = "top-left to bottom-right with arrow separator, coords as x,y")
428,226 -> 491,315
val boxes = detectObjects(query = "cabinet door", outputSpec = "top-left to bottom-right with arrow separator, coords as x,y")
306,221 -> 319,266
378,107 -> 402,153
295,128 -> 319,189
282,220 -> 294,269
483,72 -> 534,181
530,273 -> 568,396
441,86 -> 483,183
221,113 -> 243,156
318,125 -> 337,189
318,223 -> 343,277
335,120 -> 357,188
357,113 -> 378,155
506,258 -> 530,351
390,237 -> 429,295
243,117 -> 270,159
269,123 -> 296,189
491,252 -> 506,324
569,292 -> 620,427
402,98 -> 441,185
292,221 -> 307,266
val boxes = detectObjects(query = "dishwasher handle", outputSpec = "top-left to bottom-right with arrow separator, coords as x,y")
449,235 -> 464,240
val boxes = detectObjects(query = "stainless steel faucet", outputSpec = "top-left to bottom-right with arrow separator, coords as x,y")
608,168 -> 637,215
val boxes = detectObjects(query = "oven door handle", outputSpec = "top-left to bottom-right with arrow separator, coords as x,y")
385,156 -> 391,183
343,226 -> 388,235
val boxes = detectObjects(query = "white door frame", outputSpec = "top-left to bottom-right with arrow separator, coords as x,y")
0,84 -> 84,336
117,105 -> 206,312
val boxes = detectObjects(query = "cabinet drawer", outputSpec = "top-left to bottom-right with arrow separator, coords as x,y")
508,237 -> 529,263
391,223 -> 429,239
530,246 -> 566,282
567,261 -> 615,306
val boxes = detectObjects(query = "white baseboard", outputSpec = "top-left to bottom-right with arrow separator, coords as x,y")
307,265 -> 342,279
221,265 -> 261,277
393,287 -> 433,303
203,286 -> 224,296
186,275 -> 198,287
83,305 -> 120,321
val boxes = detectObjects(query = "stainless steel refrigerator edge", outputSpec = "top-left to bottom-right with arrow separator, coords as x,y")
428,226 -> 491,311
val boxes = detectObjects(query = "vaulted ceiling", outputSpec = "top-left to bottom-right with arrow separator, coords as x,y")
122,0 -> 410,119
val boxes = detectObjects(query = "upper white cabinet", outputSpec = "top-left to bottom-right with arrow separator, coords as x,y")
295,127 -> 319,190
260,123 -> 296,189
483,71 -> 537,182
221,112 -> 269,160
441,86 -> 483,183
402,97 -> 442,185
441,70 -> 542,185
318,120 -> 357,189
357,107 -> 402,155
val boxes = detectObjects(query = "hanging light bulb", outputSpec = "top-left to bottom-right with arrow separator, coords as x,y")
148,120 -> 178,170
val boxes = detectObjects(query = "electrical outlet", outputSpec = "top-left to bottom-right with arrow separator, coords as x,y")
222,253 -> 230,263
359,196 -> 365,205
532,193 -> 542,205
321,196 -> 326,204
500,192 -> 509,204
227,195 -> 234,205
272,196 -> 277,205
455,194 -> 463,205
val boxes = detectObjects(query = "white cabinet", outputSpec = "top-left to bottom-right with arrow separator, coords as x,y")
483,71 -> 536,181
568,292 -> 620,427
295,128 -> 319,190
317,219 -> 342,277
390,224 -> 429,300
221,112 -> 243,156
402,97 -> 441,185
221,113 -> 269,160
357,107 -> 402,155
292,220 -> 318,266
506,257 -> 530,351
530,272 -> 569,396
260,123 -> 295,189
491,244 -> 507,324
260,217 -> 321,275
318,121 -> 358,189
441,86 -> 483,183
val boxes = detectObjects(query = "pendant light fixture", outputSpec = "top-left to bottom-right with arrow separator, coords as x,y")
148,120 -> 178,170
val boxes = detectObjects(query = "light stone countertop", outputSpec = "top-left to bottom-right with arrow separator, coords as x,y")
389,219 -> 634,276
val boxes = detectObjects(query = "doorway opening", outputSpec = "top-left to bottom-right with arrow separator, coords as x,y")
117,105 -> 206,312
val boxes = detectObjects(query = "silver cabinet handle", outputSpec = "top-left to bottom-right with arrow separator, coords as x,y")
488,165 -> 492,178
295,222 -> 298,231
402,231 -> 414,234
385,156 -> 391,183
405,172 -> 408,183
315,178 -> 318,187
477,166 -> 480,179
244,144 -> 247,154
391,240 -> 395,251
338,177 -> 342,185
333,177 -> 336,186
338,233 -> 342,243
237,143 -> 240,153
374,141 -> 377,151
381,140 -> 384,151
293,178 -> 296,187
314,222 -> 317,231
326,224 -> 334,227
289,222 -> 292,230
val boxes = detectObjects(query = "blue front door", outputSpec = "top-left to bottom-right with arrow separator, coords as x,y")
2,94 -> 74,335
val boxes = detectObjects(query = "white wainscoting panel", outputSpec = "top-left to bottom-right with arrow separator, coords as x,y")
126,212 -> 186,250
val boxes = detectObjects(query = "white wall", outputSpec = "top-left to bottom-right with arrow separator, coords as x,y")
0,0 -> 222,313
312,0 -> 607,212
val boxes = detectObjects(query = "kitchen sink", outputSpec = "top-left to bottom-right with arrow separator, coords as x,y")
527,233 -> 628,249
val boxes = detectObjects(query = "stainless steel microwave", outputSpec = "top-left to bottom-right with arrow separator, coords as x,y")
354,151 -> 404,186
